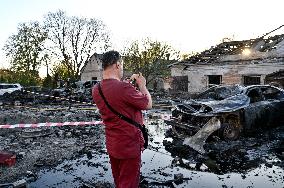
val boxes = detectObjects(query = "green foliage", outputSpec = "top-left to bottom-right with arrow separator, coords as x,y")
51,61 -> 76,82
0,69 -> 14,83
42,74 -> 54,88
3,22 -> 47,86
0,69 -> 41,86
44,10 -> 111,81
14,70 -> 42,86
4,22 -> 47,72
3,10 -> 111,86
123,38 -> 179,85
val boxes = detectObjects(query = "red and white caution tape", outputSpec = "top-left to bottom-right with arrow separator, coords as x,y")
0,121 -> 103,129
24,90 -> 93,105
161,114 -> 171,120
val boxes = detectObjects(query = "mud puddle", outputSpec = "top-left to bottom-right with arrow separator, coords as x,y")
27,113 -> 284,188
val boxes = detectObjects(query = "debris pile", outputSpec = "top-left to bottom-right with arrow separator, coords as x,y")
0,106 -> 99,125
0,86 -> 283,187
0,122 -> 105,184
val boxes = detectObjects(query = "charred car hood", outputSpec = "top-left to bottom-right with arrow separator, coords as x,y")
183,94 -> 250,115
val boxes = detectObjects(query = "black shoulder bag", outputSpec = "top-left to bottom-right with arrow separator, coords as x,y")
98,83 -> 149,149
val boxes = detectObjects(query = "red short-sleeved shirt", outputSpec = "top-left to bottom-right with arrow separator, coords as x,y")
92,79 -> 149,159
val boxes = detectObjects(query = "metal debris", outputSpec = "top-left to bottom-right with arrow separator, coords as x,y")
183,117 -> 221,154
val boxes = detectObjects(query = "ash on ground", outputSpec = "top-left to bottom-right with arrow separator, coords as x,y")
0,101 -> 283,188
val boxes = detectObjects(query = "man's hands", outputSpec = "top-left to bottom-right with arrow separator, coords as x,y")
130,73 -> 146,89
130,73 -> 152,109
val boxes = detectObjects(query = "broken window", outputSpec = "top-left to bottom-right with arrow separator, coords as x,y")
243,76 -> 261,86
172,76 -> 188,92
247,88 -> 263,103
208,75 -> 222,87
261,87 -> 282,100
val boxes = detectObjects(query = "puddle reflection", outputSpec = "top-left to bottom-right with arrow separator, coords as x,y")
30,114 -> 284,188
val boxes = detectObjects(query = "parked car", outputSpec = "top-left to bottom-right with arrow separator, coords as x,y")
0,83 -> 22,96
168,85 -> 284,140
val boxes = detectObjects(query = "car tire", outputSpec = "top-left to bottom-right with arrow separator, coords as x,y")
221,117 -> 241,141
3,92 -> 10,98
177,113 -> 183,122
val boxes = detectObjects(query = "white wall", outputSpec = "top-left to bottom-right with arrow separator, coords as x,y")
81,55 -> 102,81
171,61 -> 284,94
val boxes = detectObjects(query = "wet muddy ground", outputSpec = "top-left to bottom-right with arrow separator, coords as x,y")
0,105 -> 284,188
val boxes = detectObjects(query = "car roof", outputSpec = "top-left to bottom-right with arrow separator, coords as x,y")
203,84 -> 246,92
0,83 -> 21,85
244,84 -> 284,91
202,84 -> 284,96
210,84 -> 282,90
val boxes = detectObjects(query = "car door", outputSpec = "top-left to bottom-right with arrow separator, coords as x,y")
261,86 -> 284,126
243,87 -> 270,131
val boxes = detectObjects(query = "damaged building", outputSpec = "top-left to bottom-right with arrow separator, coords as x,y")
80,53 -> 171,91
170,30 -> 284,94
80,53 -> 103,81
265,69 -> 284,88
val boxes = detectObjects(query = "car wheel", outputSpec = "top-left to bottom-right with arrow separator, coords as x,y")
177,114 -> 183,122
221,117 -> 241,141
3,92 -> 10,98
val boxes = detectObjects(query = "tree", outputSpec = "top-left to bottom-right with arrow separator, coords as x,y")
0,69 -> 14,83
3,22 -> 47,86
44,10 -> 111,80
51,60 -> 75,82
4,22 -> 47,73
0,69 -> 41,86
123,38 -> 179,86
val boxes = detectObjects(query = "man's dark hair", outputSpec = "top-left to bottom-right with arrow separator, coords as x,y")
101,50 -> 121,69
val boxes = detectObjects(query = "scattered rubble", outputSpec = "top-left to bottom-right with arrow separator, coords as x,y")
164,125 -> 284,174
0,105 -> 99,125
0,91 -> 283,187
0,85 -> 93,106
0,105 -> 103,184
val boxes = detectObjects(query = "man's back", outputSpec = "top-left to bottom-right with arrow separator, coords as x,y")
92,79 -> 148,159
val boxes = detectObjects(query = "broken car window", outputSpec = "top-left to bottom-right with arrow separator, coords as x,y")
262,87 -> 281,100
247,88 -> 264,103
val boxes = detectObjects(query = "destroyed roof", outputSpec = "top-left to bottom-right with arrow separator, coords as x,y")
265,69 -> 284,80
170,26 -> 284,67
189,35 -> 284,64
80,53 -> 103,73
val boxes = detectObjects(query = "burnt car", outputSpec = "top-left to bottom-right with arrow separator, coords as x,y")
168,85 -> 284,140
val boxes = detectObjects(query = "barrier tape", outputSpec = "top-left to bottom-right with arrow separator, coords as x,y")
2,104 -> 97,112
160,114 -> 171,120
33,107 -> 97,111
0,121 -> 103,129
24,90 -> 93,105
0,114 -> 171,129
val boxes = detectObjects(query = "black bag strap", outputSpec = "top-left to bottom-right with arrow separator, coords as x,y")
97,82 -> 144,131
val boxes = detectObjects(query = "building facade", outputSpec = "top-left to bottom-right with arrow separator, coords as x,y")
170,34 -> 284,94
80,53 -> 103,81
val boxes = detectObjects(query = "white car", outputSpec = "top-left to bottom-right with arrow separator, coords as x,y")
0,83 -> 23,96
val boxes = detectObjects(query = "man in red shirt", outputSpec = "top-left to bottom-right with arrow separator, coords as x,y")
92,50 -> 152,188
